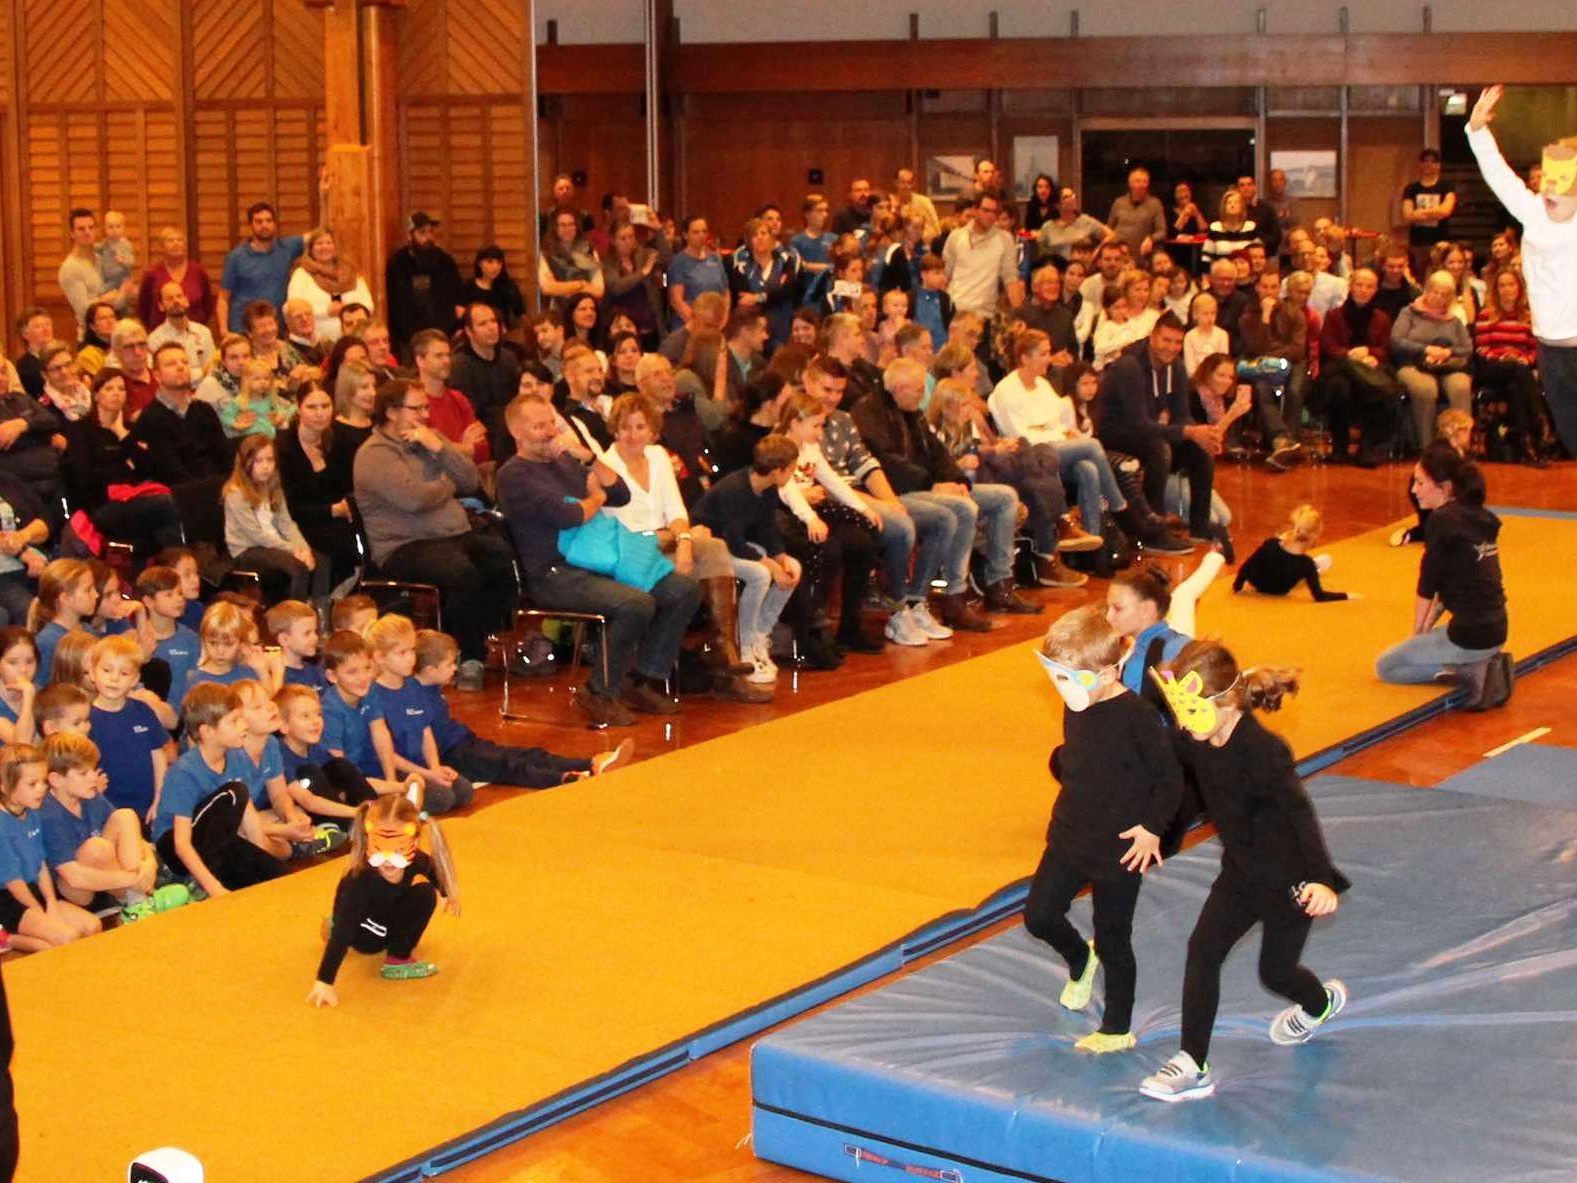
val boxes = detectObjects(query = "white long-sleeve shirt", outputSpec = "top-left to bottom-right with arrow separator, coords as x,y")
600,444 -> 689,533
286,268 -> 375,344
779,441 -> 867,525
1468,124 -> 1577,342
1183,325 -> 1229,378
987,370 -> 1078,444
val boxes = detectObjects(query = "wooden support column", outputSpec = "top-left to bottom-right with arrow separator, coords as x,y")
1,0 -> 29,331
312,0 -> 402,315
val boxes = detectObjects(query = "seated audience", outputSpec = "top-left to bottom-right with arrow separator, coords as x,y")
1473,266 -> 1546,466
1391,271 -> 1474,451
1319,267 -> 1398,467
276,384 -> 361,591
64,368 -> 185,551
223,436 -> 328,603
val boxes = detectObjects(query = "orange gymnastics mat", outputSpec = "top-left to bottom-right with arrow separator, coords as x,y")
7,510 -> 1575,1181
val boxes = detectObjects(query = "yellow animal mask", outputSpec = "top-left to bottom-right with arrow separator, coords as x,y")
1151,668 -> 1225,737
1542,141 -> 1577,198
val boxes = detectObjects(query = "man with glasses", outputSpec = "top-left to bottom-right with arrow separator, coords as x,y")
107,319 -> 160,415
38,346 -> 90,422
353,378 -> 516,688
943,191 -> 1025,322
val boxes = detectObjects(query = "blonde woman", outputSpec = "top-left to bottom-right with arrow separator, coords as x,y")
288,227 -> 374,344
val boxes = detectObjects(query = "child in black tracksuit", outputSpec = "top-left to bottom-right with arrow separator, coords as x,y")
1025,604 -> 1184,1054
1140,639 -> 1349,1103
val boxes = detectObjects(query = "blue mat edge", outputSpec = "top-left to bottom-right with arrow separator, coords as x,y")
365,509 -> 1577,1181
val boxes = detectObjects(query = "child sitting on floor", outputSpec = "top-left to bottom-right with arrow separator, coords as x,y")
1024,604 -> 1184,1054
1234,505 -> 1352,602
331,593 -> 378,637
151,546 -> 207,633
0,744 -> 100,950
275,684 -> 384,828
233,677 -> 343,860
414,629 -> 631,787
87,635 -> 170,825
321,629 -> 383,782
0,628 -> 37,744
40,731 -> 187,923
34,684 -> 91,738
153,683 -> 286,897
186,600 -> 283,700
365,615 -> 476,815
138,565 -> 201,710
27,559 -> 98,685
269,600 -> 327,691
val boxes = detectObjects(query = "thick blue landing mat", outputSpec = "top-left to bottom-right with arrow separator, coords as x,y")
1435,742 -> 1577,808
752,776 -> 1577,1183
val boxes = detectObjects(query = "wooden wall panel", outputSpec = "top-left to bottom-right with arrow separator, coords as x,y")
102,1 -> 176,102
22,0 -> 96,105
192,0 -> 269,101
446,0 -> 525,95
401,99 -> 532,264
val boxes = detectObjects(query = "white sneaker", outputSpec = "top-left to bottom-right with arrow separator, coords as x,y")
746,636 -> 778,684
1269,979 -> 1347,1045
1139,1051 -> 1215,1102
883,606 -> 929,647
908,601 -> 954,641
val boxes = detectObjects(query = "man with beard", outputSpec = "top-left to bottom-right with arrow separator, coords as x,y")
218,201 -> 307,334
147,282 -> 216,373
385,212 -> 464,357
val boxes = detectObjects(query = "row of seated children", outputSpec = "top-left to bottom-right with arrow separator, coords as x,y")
0,581 -> 631,951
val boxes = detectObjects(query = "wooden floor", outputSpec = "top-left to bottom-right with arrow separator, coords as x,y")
425,455 -> 1577,1183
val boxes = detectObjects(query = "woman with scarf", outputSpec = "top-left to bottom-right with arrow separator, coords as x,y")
288,228 -> 375,344
538,209 -> 605,309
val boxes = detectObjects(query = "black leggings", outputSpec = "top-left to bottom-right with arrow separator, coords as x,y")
155,781 -> 286,891
1023,847 -> 1143,1034
1180,874 -> 1326,1064
444,734 -> 589,788
295,759 -> 380,826
347,879 -> 438,961
776,507 -> 877,641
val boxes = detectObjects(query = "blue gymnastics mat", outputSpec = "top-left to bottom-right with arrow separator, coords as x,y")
1435,742 -> 1577,809
752,776 -> 1577,1183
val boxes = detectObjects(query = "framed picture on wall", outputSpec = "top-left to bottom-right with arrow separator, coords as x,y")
1012,136 -> 1060,201
1269,149 -> 1338,199
927,155 -> 978,199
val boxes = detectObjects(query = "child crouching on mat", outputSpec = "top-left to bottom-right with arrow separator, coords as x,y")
308,784 -> 459,1007
413,630 -> 631,786
1025,604 -> 1184,1053
1140,640 -> 1349,1103
1233,505 -> 1352,602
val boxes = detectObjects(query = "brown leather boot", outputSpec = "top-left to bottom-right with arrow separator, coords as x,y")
701,576 -> 754,675
1031,552 -> 1089,588
1056,514 -> 1103,553
939,592 -> 993,633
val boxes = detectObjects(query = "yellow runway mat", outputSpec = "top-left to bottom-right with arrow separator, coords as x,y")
8,512 -> 1573,1180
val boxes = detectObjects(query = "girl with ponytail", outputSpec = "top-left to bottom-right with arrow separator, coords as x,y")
1139,638 -> 1349,1104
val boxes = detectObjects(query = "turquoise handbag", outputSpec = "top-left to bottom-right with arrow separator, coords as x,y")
558,500 -> 675,592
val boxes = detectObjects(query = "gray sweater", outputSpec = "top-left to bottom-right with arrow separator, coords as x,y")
223,489 -> 307,557
1389,304 -> 1471,370
352,428 -> 481,565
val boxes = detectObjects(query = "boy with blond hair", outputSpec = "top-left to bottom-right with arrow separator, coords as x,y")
365,615 -> 475,814
87,634 -> 170,825
267,599 -> 328,691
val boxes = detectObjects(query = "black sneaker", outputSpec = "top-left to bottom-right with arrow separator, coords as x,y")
1141,532 -> 1195,557
1188,524 -> 1236,565
836,630 -> 885,655
797,633 -> 844,670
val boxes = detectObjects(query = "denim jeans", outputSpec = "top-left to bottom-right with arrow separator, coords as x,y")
526,563 -> 702,694
733,551 -> 793,652
968,482 -> 1019,586
1536,341 -> 1577,457
872,494 -> 959,601
898,491 -> 977,596
1375,626 -> 1500,684
1046,436 -> 1126,526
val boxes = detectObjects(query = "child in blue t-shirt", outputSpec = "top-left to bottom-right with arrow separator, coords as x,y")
86,635 -> 170,825
138,564 -> 202,710
185,600 -> 284,702
153,683 -> 287,897
28,558 -> 101,685
0,627 -> 38,745
40,731 -> 185,924
413,629 -> 629,788
274,684 -> 383,828
321,629 -> 383,781
913,256 -> 954,350
151,546 -> 208,634
233,678 -> 342,859
0,743 -> 100,949
365,616 -> 475,815
269,600 -> 329,691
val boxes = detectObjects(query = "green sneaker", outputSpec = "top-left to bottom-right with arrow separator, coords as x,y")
380,959 -> 440,981
1059,941 -> 1100,1010
120,883 -> 192,924
1075,1030 -> 1136,1054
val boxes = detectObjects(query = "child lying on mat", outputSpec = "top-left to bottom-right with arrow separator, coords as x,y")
1024,605 -> 1184,1054
1233,505 -> 1354,602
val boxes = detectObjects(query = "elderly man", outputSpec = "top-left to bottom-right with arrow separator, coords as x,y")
852,357 -> 1038,625
497,391 -> 702,727
1106,167 -> 1166,260
943,191 -> 1025,319
1319,266 -> 1398,467
106,319 -> 160,415
1200,258 -> 1252,355
147,282 -> 216,373
450,302 -> 521,462
353,378 -> 516,680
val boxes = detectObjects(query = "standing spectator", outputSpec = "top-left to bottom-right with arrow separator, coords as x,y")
666,216 -> 729,325
450,303 -> 521,463
1107,167 -> 1167,261
1236,174 -> 1282,260
1024,174 -> 1058,234
538,209 -> 605,307
137,226 -> 215,331
1266,168 -> 1299,257
218,201 -> 311,335
11,308 -> 53,400
1202,190 -> 1260,266
791,193 -> 838,310
353,379 -> 516,676
894,167 -> 940,240
460,245 -> 526,334
408,330 -> 488,465
1039,187 -> 1113,264
57,209 -> 119,329
384,212 -> 463,356
286,227 -> 373,345
601,224 -> 666,349
1169,181 -> 1209,237
1391,272 -> 1474,451
877,214 -> 930,300
729,218 -> 800,353
147,282 -> 216,375
831,179 -> 874,237
1401,149 -> 1457,282
538,173 -> 593,238
587,191 -> 631,259
106,320 -> 160,416
943,191 -> 1025,319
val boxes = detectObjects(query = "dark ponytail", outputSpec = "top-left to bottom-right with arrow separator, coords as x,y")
1114,564 -> 1173,616
1418,440 -> 1487,507
1171,638 -> 1300,714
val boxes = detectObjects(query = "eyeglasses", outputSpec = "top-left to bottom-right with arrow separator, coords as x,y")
399,403 -> 430,415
